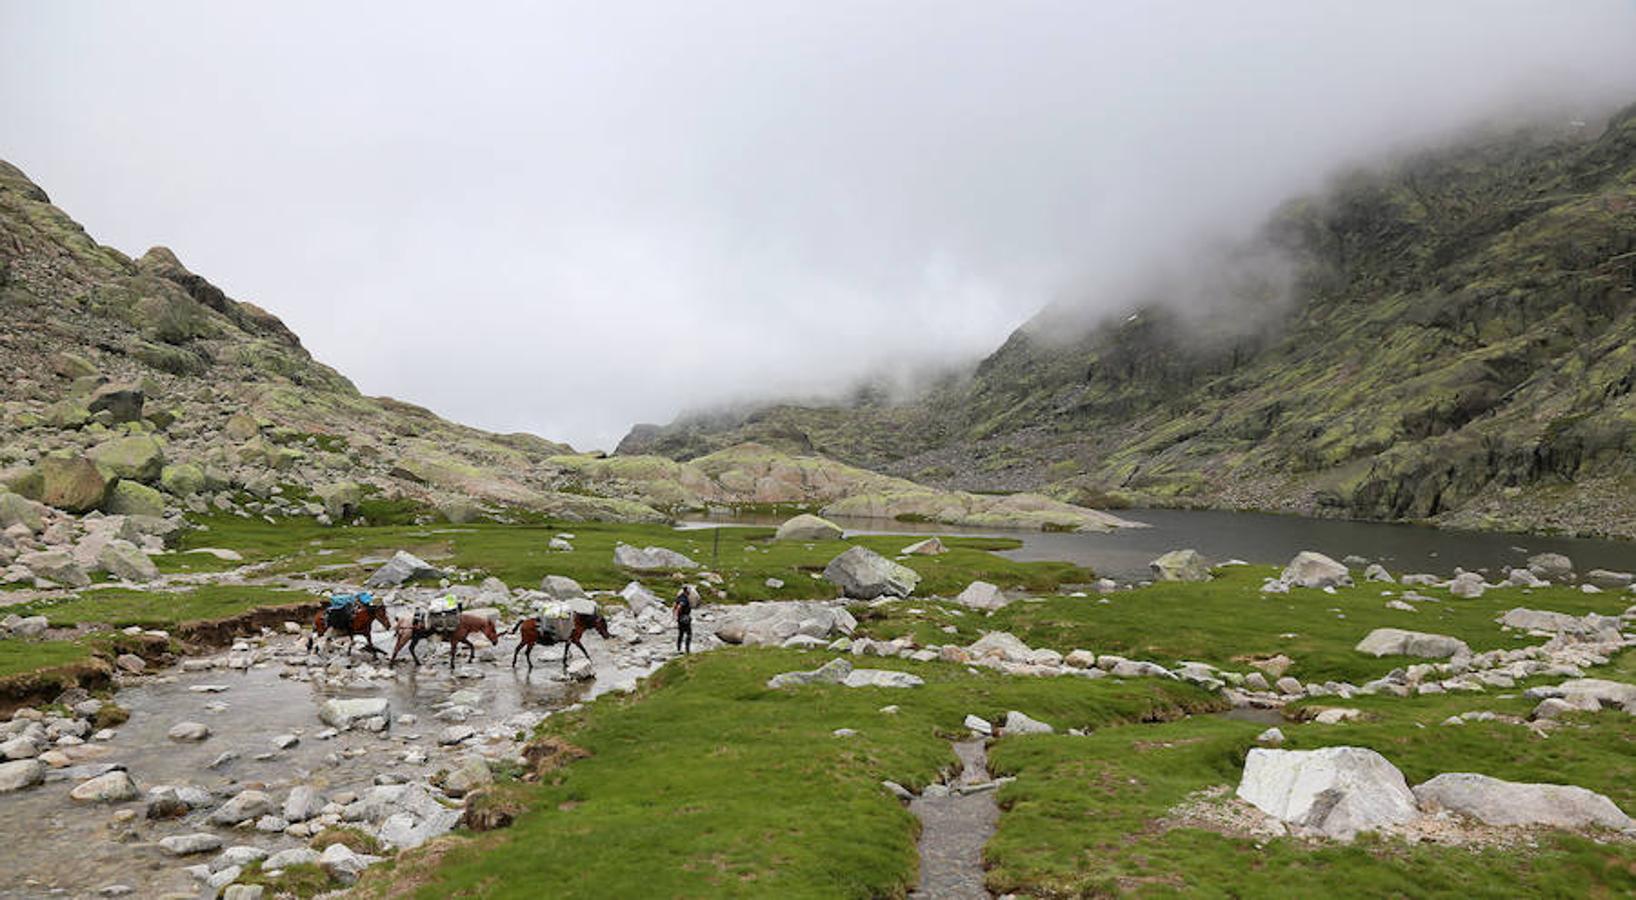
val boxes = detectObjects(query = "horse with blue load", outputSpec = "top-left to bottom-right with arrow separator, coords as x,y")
308,591 -> 390,657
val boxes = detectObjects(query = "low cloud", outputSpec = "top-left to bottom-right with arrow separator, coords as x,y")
3,1 -> 1634,447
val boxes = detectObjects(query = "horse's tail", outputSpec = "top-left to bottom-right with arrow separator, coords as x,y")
507,618 -> 525,636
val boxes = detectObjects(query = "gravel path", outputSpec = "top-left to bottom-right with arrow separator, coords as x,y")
909,739 -> 998,899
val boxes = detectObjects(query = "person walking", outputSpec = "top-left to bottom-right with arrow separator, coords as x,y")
673,584 -> 695,654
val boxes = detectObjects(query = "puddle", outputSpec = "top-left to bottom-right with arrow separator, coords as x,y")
1217,706 -> 1286,725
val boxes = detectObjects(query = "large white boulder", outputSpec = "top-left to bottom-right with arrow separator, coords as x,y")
1527,552 -> 1575,583
841,669 -> 926,688
713,601 -> 856,647
1236,747 -> 1418,840
619,581 -> 661,616
364,550 -> 441,588
767,658 -> 854,689
1529,678 -> 1636,712
0,758 -> 46,793
967,632 -> 1034,663
774,514 -> 844,542
1413,773 -> 1633,830
822,546 -> 920,599
613,543 -> 700,571
1281,551 -> 1352,589
318,697 -> 391,730
1003,711 -> 1055,735
1498,608 -> 1622,641
1149,549 -> 1211,582
900,537 -> 947,556
953,581 -> 1009,611
210,789 -> 274,825
1447,572 -> 1486,599
97,539 -> 159,583
539,575 -> 588,602
69,769 -> 139,802
1354,628 -> 1470,660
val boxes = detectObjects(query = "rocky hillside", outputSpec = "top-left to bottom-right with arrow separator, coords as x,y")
621,103 -> 1636,539
0,160 -> 1128,563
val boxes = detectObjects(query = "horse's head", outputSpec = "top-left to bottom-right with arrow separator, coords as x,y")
593,613 -> 612,640
481,616 -> 500,644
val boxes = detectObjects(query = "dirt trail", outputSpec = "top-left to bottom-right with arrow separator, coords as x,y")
910,738 -> 998,899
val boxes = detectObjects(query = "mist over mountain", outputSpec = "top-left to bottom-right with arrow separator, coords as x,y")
623,102 -> 1636,539
5,2 -> 1636,448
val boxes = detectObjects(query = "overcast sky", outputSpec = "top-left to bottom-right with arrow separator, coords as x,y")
4,2 -> 1634,449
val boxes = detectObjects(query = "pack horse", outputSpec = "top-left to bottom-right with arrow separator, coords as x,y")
510,607 -> 611,671
391,609 -> 501,670
309,592 -> 390,657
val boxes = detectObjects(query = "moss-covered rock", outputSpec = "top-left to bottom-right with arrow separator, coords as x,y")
49,351 -> 99,380
224,413 -> 260,441
104,480 -> 166,517
15,455 -> 113,513
159,463 -> 206,497
315,481 -> 363,519
0,491 -> 45,533
43,399 -> 90,429
88,435 -> 165,483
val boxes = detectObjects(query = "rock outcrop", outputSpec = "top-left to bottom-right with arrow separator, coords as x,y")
1412,773 -> 1633,830
1236,747 -> 1419,840
822,546 -> 920,599
1354,628 -> 1471,660
1149,549 -> 1211,582
774,514 -> 844,542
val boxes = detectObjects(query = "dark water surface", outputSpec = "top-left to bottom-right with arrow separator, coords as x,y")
682,509 -> 1634,583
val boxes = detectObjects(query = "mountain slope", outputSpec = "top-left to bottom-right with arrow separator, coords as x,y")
621,104 -> 1636,539
0,160 -> 1130,536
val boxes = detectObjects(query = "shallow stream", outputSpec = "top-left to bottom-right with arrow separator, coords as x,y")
1,623 -> 655,898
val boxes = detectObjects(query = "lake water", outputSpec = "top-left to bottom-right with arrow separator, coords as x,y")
681,508 -> 1634,584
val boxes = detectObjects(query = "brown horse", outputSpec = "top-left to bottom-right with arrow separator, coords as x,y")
308,599 -> 391,657
391,612 -> 500,669
509,612 -> 610,671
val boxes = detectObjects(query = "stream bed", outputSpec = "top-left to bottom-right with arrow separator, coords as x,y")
0,617 -> 663,898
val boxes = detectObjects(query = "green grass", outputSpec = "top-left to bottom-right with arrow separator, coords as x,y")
13,585 -> 311,628
235,861 -> 337,898
856,566 -> 1633,684
362,648 -> 1217,899
0,639 -> 95,678
986,656 -> 1636,897
175,515 -> 1091,602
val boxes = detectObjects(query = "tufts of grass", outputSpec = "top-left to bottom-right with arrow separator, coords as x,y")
363,647 -> 1215,898
310,825 -> 386,856
93,701 -> 130,729
857,566 -> 1634,684
13,585 -> 310,629
174,516 -> 1091,602
0,639 -> 95,679
986,656 -> 1636,897
235,861 -> 338,898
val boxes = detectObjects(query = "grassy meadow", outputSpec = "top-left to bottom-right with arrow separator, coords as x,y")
854,565 -> 1634,684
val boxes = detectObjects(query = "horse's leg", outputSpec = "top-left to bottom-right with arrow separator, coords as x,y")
511,638 -> 522,668
524,643 -> 534,670
465,638 -> 477,663
576,638 -> 593,662
410,636 -> 421,667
